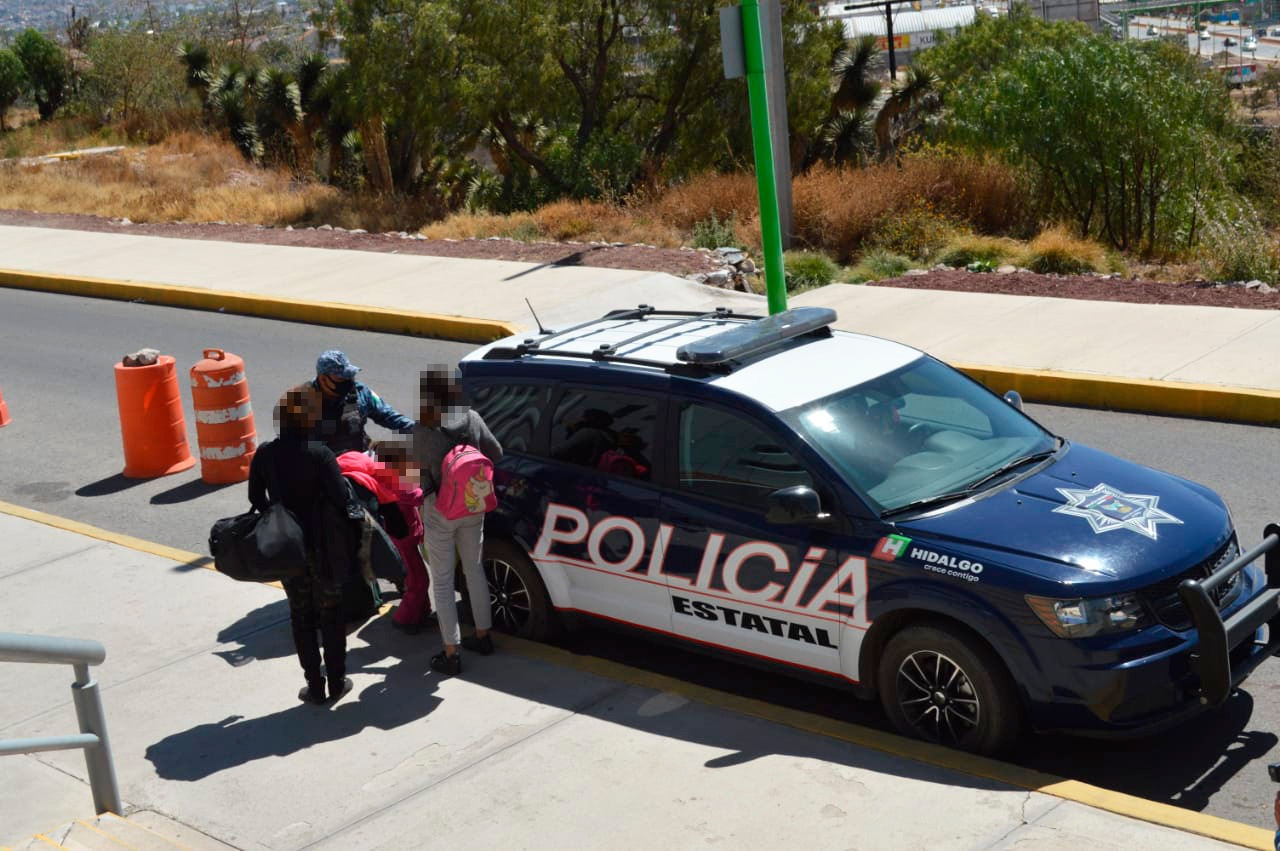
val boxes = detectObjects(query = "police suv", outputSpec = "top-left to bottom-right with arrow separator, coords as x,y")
460,305 -> 1280,754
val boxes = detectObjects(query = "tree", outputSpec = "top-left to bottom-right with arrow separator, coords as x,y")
0,50 -> 24,131
948,34 -> 1234,253
332,0 -> 468,193
14,29 -> 70,121
917,4 -> 1085,94
454,0 -> 841,206
80,28 -> 186,130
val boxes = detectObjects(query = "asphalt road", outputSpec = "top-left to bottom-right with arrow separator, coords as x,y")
2,288 -> 1279,828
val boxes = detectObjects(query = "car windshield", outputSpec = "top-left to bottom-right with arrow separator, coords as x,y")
784,356 -> 1058,514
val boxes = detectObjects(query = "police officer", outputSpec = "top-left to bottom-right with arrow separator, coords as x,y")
310,350 -> 415,454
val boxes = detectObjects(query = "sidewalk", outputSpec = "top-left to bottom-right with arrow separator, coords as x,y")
1,224 -> 1278,408
0,509 -> 1268,850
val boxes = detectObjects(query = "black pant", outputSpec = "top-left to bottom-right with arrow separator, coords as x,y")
284,574 -> 346,692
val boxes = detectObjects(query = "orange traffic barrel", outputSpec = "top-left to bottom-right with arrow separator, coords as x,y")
0,382 -> 10,427
190,349 -> 257,484
113,355 -> 196,478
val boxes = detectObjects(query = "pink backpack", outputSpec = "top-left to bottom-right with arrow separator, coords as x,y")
435,444 -> 496,520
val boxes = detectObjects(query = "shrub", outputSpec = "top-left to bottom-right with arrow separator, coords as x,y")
690,212 -> 740,250
867,201 -> 955,261
784,250 -> 838,291
532,199 -> 619,241
1019,226 -> 1106,275
852,249 -> 913,281
937,233 -> 1019,268
790,154 -> 1031,264
1199,215 -> 1280,284
500,218 -> 543,242
647,172 -> 759,231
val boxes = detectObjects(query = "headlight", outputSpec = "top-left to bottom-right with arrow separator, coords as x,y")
1026,593 -> 1149,638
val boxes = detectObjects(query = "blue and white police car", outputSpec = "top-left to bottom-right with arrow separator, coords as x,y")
459,305 -> 1280,754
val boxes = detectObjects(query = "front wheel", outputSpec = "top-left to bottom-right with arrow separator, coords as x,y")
460,538 -> 557,641
877,623 -> 1022,755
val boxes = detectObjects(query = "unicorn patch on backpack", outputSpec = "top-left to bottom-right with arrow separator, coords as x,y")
464,474 -> 494,514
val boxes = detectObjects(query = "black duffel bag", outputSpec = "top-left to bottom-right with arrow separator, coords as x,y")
209,503 -> 309,582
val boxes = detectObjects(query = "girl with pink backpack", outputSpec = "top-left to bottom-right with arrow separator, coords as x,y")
411,368 -> 503,675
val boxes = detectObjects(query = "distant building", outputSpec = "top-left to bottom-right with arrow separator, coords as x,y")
1025,0 -> 1099,28
819,4 -> 978,64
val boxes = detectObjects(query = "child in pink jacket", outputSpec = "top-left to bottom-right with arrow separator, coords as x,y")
370,441 -> 433,632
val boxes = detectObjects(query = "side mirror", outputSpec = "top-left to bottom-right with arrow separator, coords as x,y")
1003,390 -> 1024,412
765,486 -> 830,525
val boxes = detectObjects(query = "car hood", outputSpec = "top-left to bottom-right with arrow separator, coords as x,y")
897,442 -> 1232,592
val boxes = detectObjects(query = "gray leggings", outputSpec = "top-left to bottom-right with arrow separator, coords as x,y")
422,500 -> 492,646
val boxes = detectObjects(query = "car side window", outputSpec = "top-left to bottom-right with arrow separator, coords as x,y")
678,403 -> 813,506
550,389 -> 658,481
470,383 -> 551,455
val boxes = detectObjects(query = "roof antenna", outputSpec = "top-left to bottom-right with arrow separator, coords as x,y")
525,298 -> 549,335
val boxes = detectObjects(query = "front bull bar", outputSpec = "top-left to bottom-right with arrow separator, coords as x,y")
1178,523 -> 1280,707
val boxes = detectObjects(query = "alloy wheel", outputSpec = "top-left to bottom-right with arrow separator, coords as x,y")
895,649 -> 981,745
483,556 -> 533,633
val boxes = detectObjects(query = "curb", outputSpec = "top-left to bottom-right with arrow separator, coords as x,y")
0,500 -> 1271,850
0,268 -> 520,345
956,363 -> 1280,427
4,266 -> 1279,425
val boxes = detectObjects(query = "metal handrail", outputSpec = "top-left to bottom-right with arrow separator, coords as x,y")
0,632 -> 122,815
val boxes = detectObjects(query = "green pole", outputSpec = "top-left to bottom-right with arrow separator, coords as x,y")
740,0 -> 788,315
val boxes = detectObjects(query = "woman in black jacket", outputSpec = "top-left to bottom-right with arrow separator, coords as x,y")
248,384 -> 357,704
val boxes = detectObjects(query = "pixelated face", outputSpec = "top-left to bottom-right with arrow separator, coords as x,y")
417,365 -> 463,426
275,385 -> 321,431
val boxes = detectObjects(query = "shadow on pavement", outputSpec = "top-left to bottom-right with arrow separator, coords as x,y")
145,624 -> 442,782
1020,690 -> 1277,812
145,609 -> 1009,793
173,556 -> 215,573
75,474 -> 146,497
141,599 -> 1274,809
212,599 -> 294,667
150,478 -> 238,505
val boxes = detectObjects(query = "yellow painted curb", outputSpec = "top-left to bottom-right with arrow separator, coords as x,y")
0,500 -> 283,590
1,501 -> 1271,848
0,268 -> 520,345
956,362 -> 1280,427
5,265 -> 1278,425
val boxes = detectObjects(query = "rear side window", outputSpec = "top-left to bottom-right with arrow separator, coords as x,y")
470,384 -> 551,454
550,389 -> 659,481
678,403 -> 813,506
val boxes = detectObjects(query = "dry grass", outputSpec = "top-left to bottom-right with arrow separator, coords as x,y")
791,155 -> 1032,264
0,124 -> 1035,258
642,172 -> 761,232
0,132 -> 431,230
1018,226 -> 1108,275
936,233 -> 1023,268
423,199 -> 683,246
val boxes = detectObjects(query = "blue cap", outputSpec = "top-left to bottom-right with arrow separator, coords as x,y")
316,350 -> 360,379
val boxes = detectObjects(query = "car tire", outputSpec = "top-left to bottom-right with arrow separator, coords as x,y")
877,623 -> 1022,755
458,538 -> 558,641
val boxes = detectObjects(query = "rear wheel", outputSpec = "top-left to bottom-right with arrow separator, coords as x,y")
459,538 -> 557,640
877,623 -> 1022,755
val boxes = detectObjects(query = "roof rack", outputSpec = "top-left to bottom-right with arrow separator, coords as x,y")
481,305 -> 833,375
514,304 -> 657,354
594,307 -> 732,358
